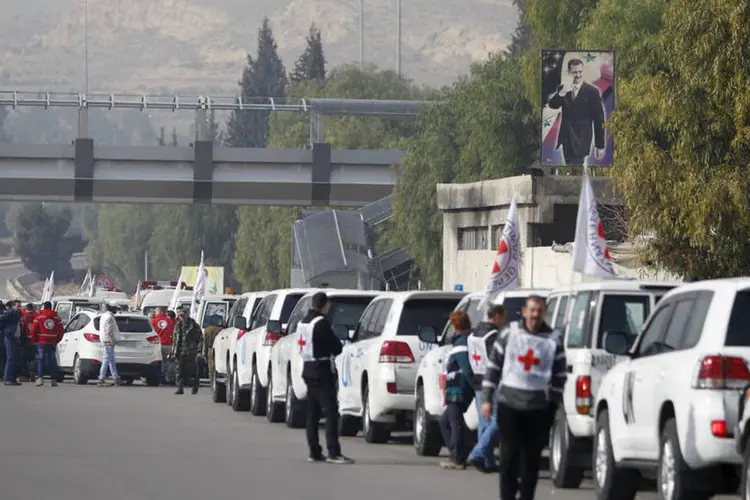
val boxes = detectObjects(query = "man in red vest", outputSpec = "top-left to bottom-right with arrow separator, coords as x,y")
151,307 -> 175,382
29,302 -> 64,387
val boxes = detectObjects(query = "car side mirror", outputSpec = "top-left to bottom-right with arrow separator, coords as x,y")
332,324 -> 349,342
603,331 -> 631,356
210,315 -> 223,327
233,316 -> 247,330
418,325 -> 438,344
267,320 -> 283,335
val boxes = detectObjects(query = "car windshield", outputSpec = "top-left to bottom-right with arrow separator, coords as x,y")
596,294 -> 650,345
202,302 -> 229,327
94,316 -> 153,333
397,298 -> 462,336
328,297 -> 375,330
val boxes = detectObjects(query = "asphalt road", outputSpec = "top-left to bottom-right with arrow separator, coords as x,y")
0,380 -> 735,500
0,254 -> 87,299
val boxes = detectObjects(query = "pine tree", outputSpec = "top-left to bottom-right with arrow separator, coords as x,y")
289,24 -> 326,85
225,18 -> 287,147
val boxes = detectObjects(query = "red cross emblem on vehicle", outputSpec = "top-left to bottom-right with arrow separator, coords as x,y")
298,337 -> 306,353
517,349 -> 540,372
471,351 -> 482,367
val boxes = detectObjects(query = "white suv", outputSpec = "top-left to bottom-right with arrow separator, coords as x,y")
335,291 -> 465,443
545,280 -> 678,489
594,278 -> 750,499
413,288 -> 548,456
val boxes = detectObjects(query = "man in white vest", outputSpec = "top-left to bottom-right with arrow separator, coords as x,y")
481,296 -> 566,500
466,304 -> 506,472
300,292 -> 353,465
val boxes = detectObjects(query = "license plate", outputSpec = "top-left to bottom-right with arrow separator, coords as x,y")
118,341 -> 138,347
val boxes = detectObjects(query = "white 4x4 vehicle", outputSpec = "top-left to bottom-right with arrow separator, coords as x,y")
211,292 -> 266,404
545,280 -> 678,489
268,290 -> 378,427
413,288 -> 548,456
56,311 -> 162,386
233,289 -> 307,415
594,278 -> 750,500
335,291 -> 465,443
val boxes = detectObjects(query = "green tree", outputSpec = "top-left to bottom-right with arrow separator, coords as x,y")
609,0 -> 750,278
225,18 -> 287,148
14,203 -> 76,281
393,52 -> 538,287
290,24 -> 326,85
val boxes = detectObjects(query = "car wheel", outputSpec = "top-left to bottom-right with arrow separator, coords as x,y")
362,383 -> 390,444
414,385 -> 442,456
231,368 -> 250,412
285,373 -> 306,428
211,368 -> 226,403
593,409 -> 637,500
146,371 -> 160,387
266,373 -> 285,423
742,439 -> 750,500
250,366 -> 267,416
55,371 -> 65,383
550,406 -> 585,488
658,418 -> 710,500
73,355 -> 88,385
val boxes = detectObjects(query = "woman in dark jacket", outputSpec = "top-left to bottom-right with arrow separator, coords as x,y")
439,310 -> 475,469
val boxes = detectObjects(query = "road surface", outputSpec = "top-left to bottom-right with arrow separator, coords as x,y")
1,380 -> 727,500
0,254 -> 87,299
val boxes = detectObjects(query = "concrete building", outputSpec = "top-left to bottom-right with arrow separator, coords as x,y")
437,174 -> 677,291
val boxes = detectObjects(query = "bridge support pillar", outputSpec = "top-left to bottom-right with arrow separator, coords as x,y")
193,107 -> 213,203
74,138 -> 94,202
311,143 -> 331,207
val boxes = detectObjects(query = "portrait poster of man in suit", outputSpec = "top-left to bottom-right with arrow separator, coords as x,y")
541,50 -> 615,167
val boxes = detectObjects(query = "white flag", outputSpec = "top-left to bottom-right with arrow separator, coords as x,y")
46,271 -> 56,302
134,280 -> 142,308
88,274 -> 96,297
572,169 -> 616,278
168,270 -> 185,311
191,251 -> 206,318
486,197 -> 521,294
41,277 -> 50,302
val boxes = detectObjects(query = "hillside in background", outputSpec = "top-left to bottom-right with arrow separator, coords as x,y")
0,0 -> 517,94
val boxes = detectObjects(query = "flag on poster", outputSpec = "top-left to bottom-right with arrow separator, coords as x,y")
486,197 -> 521,294
572,169 -> 615,278
168,270 -> 185,311
190,252 -> 206,318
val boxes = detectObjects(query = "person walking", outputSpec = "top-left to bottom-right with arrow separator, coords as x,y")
300,292 -> 353,464
171,307 -> 202,395
29,302 -> 64,386
98,303 -> 122,387
0,300 -> 23,386
19,303 -> 37,381
467,304 -> 506,473
0,301 -> 6,381
438,310 -> 475,470
481,296 -> 566,500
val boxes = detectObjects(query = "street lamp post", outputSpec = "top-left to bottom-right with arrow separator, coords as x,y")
77,0 -> 90,138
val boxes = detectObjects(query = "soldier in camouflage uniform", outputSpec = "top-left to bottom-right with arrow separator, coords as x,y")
171,307 -> 203,395
202,315 -> 224,383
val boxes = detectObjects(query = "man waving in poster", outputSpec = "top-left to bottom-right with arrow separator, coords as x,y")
548,57 -> 606,166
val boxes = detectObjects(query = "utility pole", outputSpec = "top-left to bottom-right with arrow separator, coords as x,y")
359,0 -> 365,68
77,0 -> 90,138
396,0 -> 402,76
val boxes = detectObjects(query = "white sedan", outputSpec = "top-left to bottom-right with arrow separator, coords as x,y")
56,310 -> 162,386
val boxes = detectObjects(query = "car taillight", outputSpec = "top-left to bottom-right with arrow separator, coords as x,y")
263,332 -> 282,346
378,341 -> 414,363
576,375 -> 592,415
146,335 -> 160,344
236,330 -> 247,341
83,333 -> 100,342
695,355 -> 750,390
711,420 -> 729,438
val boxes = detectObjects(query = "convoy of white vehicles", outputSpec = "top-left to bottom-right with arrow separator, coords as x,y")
43,275 -> 750,498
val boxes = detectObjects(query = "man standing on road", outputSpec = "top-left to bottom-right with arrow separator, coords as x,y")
0,300 -> 23,386
19,303 -> 37,381
202,315 -> 224,383
466,304 -> 506,473
151,307 -> 174,383
171,307 -> 202,395
300,292 -> 353,465
481,296 -> 566,500
30,302 -> 64,386
98,303 -> 122,387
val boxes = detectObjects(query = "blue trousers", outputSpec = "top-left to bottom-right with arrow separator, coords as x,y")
469,390 -> 499,467
36,344 -> 59,379
4,335 -> 18,382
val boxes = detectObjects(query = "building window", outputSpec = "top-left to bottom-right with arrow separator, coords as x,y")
458,227 -> 489,250
491,224 -> 505,249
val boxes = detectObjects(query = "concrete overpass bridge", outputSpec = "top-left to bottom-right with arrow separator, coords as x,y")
0,92 -> 428,206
